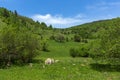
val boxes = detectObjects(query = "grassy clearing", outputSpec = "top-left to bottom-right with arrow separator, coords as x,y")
39,40 -> 82,58
0,41 -> 120,80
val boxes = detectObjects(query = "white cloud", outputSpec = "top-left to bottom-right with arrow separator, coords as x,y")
86,1 -> 120,10
86,5 -> 109,10
31,13 -> 117,28
31,14 -> 88,28
104,2 -> 120,6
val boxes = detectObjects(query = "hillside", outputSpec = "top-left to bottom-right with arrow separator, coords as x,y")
1,7 -> 119,41
67,18 -> 120,39
0,7 -> 120,80
1,7 -> 53,29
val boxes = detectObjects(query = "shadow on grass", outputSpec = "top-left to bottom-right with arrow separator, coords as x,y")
90,63 -> 120,72
0,59 -> 44,69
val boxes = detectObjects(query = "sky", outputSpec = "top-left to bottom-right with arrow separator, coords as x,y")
0,0 -> 120,28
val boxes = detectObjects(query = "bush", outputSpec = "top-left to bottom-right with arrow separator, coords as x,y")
50,35 -> 55,40
41,41 -> 49,52
79,47 -> 89,57
70,46 -> 89,58
55,34 -> 65,43
89,26 -> 120,65
0,26 -> 40,67
69,48 -> 79,57
82,39 -> 88,43
74,34 -> 81,42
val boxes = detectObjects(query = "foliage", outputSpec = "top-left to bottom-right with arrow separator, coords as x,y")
70,44 -> 89,58
89,25 -> 120,64
69,17 -> 120,39
69,17 -> 120,65
50,35 -> 55,40
0,7 -> 49,32
99,26 -> 120,64
74,34 -> 81,42
41,41 -> 49,52
54,34 -> 65,43
69,48 -> 79,57
0,26 -> 41,67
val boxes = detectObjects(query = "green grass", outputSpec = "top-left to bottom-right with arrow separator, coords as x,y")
0,41 -> 120,80
0,57 -> 120,80
39,40 -> 82,58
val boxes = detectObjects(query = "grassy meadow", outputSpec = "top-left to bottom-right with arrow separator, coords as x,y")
0,7 -> 120,80
0,41 -> 120,80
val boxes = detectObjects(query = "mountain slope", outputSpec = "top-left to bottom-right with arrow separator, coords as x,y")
68,17 -> 120,39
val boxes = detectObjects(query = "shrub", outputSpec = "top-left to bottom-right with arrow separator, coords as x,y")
50,35 -> 55,40
55,34 -> 65,43
79,47 -> 89,57
41,41 -> 49,52
70,46 -> 89,58
74,34 -> 81,42
82,39 -> 88,43
89,26 -> 120,65
69,48 -> 79,57
0,26 -> 40,67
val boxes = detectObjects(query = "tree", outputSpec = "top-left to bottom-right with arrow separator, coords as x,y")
0,26 -> 41,67
2,8 -> 10,18
55,34 -> 65,43
90,26 -> 120,64
100,26 -> 120,63
49,24 -> 53,29
14,10 -> 18,16
41,41 -> 49,52
74,34 -> 81,42
41,22 -> 47,29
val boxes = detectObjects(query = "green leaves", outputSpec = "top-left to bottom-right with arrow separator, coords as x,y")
90,25 -> 120,64
0,26 -> 41,66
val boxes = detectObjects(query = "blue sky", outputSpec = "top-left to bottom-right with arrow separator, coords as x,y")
0,0 -> 120,28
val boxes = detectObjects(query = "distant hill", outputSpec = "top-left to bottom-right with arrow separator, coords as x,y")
67,17 -> 120,39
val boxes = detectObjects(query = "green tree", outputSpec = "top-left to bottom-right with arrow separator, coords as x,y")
2,8 -> 10,18
100,26 -> 120,63
90,26 -> 120,64
55,34 -> 65,43
74,34 -> 81,42
14,10 -> 18,16
0,26 -> 40,67
49,24 -> 53,29
41,22 -> 47,29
